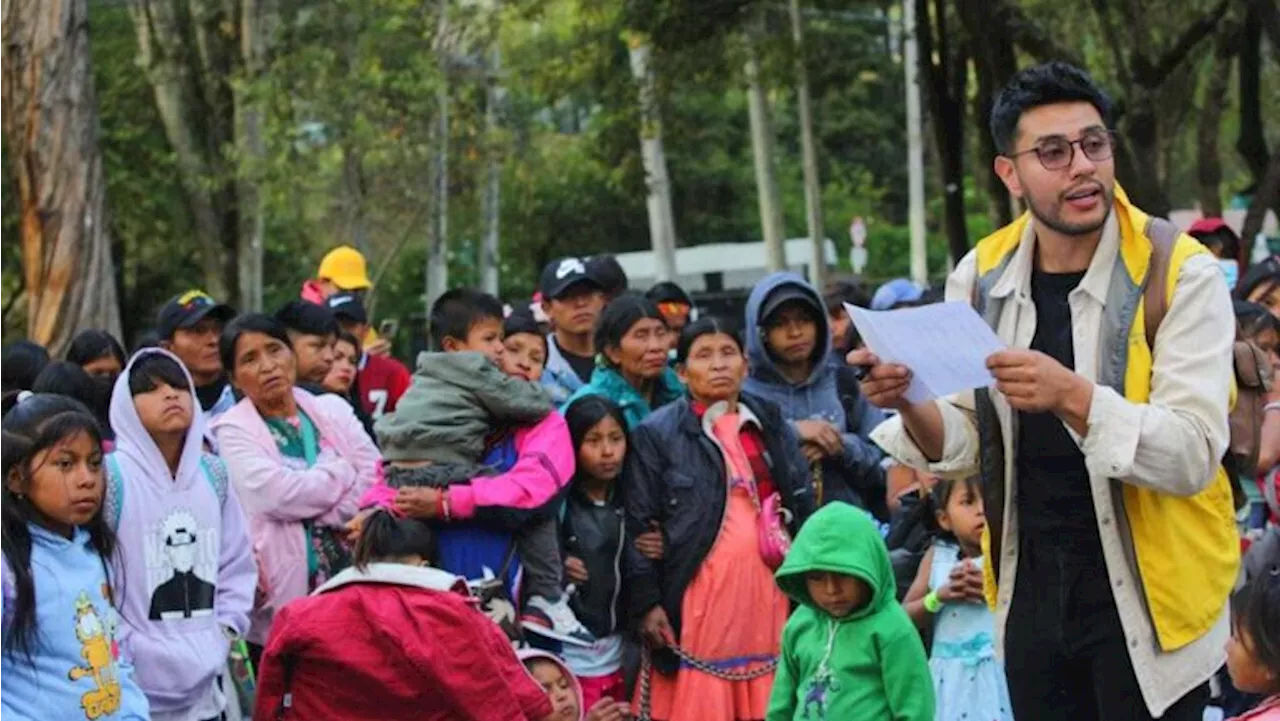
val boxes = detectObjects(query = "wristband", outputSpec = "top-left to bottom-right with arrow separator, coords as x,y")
922,590 -> 942,614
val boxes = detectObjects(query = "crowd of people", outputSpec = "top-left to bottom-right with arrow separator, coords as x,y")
2,61 -> 1279,721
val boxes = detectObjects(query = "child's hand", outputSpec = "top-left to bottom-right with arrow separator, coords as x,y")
635,522 -> 665,561
584,698 -> 631,721
641,606 -> 674,649
800,442 -> 825,464
345,509 -> 374,543
565,555 -> 590,585
940,559 -> 985,604
794,420 -> 843,457
394,487 -> 443,519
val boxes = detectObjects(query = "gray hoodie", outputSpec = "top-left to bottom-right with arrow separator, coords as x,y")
742,272 -> 888,515
375,351 -> 552,465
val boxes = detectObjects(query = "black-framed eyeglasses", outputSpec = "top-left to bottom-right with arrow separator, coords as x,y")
1007,130 -> 1116,171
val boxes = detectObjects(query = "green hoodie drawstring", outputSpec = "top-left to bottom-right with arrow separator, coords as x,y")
813,617 -> 838,689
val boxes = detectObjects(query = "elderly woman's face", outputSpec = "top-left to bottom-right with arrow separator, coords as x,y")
231,331 -> 297,407
679,332 -> 747,405
605,317 -> 670,383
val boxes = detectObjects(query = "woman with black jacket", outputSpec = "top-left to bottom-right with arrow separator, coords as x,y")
623,317 -> 816,721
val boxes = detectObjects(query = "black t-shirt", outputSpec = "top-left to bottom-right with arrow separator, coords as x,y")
558,341 -> 597,384
1015,269 -> 1105,557
195,377 -> 229,412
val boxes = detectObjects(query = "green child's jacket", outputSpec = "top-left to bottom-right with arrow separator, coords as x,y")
768,502 -> 934,721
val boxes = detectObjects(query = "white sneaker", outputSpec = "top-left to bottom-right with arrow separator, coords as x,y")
521,594 -> 596,647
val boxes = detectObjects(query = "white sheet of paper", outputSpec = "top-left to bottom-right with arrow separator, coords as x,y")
845,301 -> 1007,404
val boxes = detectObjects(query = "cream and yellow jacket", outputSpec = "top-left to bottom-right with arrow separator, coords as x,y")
872,187 -> 1239,716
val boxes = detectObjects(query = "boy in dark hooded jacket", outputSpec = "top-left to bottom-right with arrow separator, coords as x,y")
768,502 -> 934,721
743,272 -> 887,516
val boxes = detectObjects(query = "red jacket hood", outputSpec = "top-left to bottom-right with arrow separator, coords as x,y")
253,563 -> 551,721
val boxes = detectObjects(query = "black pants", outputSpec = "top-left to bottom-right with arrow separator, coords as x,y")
1004,538 -> 1208,721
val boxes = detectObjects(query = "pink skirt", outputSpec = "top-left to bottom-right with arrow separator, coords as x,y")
636,488 -> 788,721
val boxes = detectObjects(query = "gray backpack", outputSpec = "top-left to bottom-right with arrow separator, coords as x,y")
103,452 -> 229,530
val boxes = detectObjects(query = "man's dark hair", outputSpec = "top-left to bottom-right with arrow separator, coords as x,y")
823,280 -> 870,314
990,61 -> 1113,155
429,289 -> 504,350
274,301 -> 339,339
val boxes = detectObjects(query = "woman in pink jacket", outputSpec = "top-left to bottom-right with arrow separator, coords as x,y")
211,313 -> 379,656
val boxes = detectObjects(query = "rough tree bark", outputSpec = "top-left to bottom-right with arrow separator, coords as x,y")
916,0 -> 969,264
3,0 -> 123,352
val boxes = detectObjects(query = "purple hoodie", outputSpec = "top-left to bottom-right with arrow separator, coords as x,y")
106,348 -> 257,716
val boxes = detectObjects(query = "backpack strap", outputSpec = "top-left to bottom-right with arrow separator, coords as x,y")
1143,216 -> 1180,350
199,453 -> 229,507
103,454 -> 125,532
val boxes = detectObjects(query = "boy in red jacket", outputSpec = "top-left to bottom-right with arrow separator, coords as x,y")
254,510 -> 553,721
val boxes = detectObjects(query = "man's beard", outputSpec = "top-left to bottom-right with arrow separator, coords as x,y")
1024,183 -> 1114,237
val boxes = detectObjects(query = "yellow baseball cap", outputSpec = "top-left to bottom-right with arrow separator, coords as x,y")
317,246 -> 372,290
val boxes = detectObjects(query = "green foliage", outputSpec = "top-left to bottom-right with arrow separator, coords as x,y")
2,0 -> 1274,346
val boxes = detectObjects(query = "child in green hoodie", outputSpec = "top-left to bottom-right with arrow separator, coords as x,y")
768,502 -> 934,721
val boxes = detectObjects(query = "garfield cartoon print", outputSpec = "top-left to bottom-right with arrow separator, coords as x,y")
67,591 -> 124,719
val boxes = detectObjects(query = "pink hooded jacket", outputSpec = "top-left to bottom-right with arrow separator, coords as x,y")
518,649 -> 585,721
358,410 -> 575,522
1232,696 -> 1280,721
211,387 -> 380,644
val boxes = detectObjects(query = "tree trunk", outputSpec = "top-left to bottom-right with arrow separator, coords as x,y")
1236,10 -> 1270,187
3,0 -> 123,352
917,0 -> 969,264
1242,150 -> 1280,244
789,0 -> 826,289
426,0 -> 450,311
1196,22 -> 1237,217
626,33 -> 678,283
480,41 -> 502,297
959,0 -> 1015,231
236,0 -> 272,313
744,24 -> 786,272
339,143 -> 369,257
1116,92 -> 1172,217
903,0 -> 928,284
130,0 -> 239,302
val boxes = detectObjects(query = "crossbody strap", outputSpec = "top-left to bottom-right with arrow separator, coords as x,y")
1143,216 -> 1180,350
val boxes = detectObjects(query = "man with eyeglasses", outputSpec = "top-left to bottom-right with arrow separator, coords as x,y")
858,62 -> 1235,720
